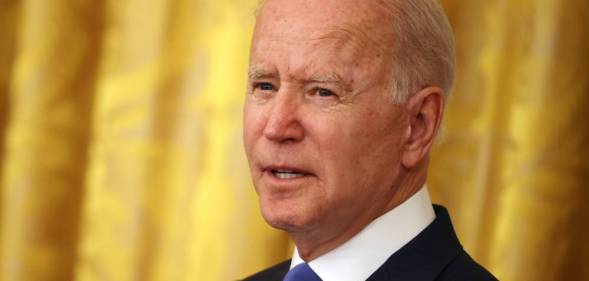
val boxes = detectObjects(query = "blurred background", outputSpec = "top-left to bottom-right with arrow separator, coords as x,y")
0,0 -> 588,280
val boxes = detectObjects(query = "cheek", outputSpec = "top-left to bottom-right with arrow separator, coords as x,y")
243,105 -> 266,151
311,122 -> 368,187
317,110 -> 404,185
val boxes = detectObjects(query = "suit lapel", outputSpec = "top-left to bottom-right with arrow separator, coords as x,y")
366,205 -> 463,281
242,259 -> 291,281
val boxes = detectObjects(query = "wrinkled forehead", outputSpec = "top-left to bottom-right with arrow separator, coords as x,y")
253,0 -> 395,55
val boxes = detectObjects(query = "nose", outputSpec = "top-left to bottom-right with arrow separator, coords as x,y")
263,91 -> 304,143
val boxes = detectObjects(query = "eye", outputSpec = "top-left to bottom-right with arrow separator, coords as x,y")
316,88 -> 335,97
256,82 -> 275,91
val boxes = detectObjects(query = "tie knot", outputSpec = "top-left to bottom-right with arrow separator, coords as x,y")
283,263 -> 322,281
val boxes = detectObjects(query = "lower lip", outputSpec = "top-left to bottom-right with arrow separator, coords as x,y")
262,170 -> 314,186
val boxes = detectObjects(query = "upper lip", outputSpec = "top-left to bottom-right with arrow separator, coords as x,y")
263,165 -> 313,176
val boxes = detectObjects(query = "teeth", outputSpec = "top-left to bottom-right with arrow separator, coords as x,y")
275,169 -> 294,173
272,169 -> 304,179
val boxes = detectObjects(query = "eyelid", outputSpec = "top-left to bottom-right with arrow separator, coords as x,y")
311,86 -> 338,96
250,81 -> 279,97
302,87 -> 338,105
252,81 -> 276,89
318,88 -> 334,96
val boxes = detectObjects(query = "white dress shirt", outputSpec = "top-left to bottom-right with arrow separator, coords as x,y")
290,186 -> 436,281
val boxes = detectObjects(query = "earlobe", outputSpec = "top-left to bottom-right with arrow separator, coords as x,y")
401,87 -> 445,168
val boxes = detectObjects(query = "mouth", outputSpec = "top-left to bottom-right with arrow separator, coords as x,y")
271,169 -> 306,179
264,166 -> 313,180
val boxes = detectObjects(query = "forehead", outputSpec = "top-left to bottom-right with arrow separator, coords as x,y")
251,0 -> 395,80
258,0 -> 392,27
254,0 -> 394,51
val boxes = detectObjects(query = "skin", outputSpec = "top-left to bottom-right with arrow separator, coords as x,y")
243,0 -> 445,261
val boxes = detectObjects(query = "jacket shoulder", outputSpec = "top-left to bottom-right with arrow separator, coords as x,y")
242,260 -> 291,281
436,251 -> 498,281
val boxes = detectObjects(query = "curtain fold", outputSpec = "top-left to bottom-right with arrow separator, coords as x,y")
0,0 -> 587,281
429,1 -> 589,280
0,0 -> 104,280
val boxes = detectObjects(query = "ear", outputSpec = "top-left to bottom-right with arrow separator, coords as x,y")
401,86 -> 445,168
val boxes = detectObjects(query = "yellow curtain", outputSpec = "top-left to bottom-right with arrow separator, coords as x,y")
0,0 -> 586,281
429,0 -> 589,280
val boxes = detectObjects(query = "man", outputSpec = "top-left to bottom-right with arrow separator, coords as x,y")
242,0 -> 497,280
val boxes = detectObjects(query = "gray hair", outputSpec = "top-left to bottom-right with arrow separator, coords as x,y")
384,0 -> 456,103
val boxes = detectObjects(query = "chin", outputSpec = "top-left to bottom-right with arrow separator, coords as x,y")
259,196 -> 317,233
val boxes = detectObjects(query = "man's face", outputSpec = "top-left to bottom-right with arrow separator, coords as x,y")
244,0 -> 410,236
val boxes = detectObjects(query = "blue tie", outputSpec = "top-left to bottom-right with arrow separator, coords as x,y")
283,263 -> 322,281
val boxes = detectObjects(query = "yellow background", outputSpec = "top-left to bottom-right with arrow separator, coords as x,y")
0,0 -> 587,280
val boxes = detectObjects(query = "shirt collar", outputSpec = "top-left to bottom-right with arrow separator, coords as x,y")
290,186 -> 436,281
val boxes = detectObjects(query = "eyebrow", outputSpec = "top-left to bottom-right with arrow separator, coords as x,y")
248,68 -> 275,80
248,67 -> 346,88
306,73 -> 343,84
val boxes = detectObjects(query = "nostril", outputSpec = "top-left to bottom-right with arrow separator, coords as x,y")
263,119 -> 304,143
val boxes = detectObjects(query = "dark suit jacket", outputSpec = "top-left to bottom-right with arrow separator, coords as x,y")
243,205 -> 497,281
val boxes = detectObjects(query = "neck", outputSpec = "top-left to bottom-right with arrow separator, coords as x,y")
292,166 -> 428,261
